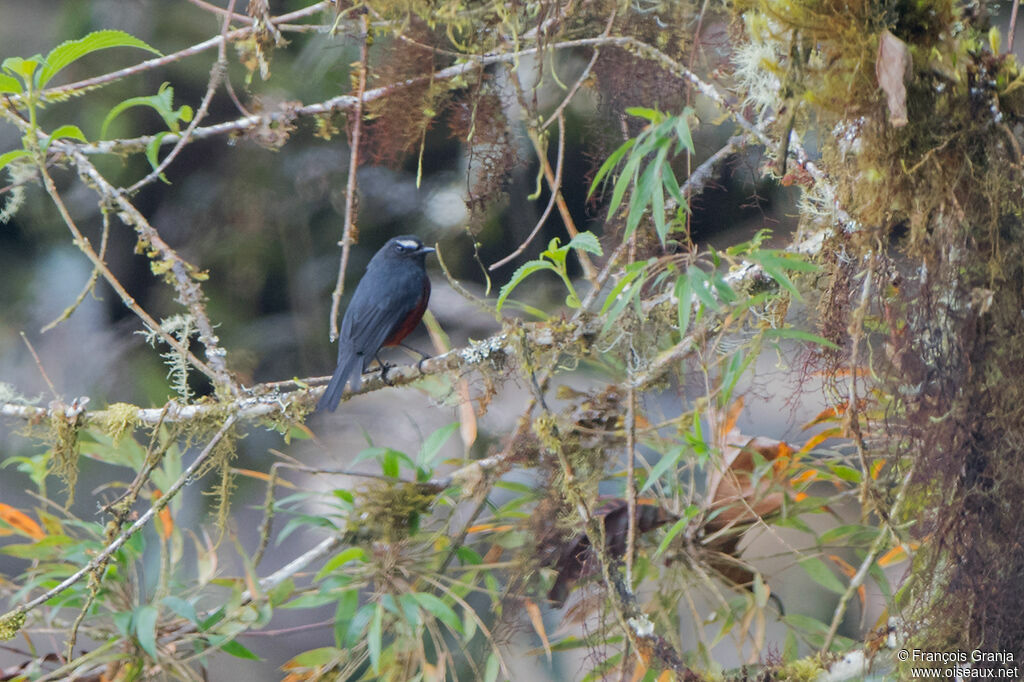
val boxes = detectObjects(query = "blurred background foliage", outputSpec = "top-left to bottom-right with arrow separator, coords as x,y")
4,0 -> 1020,680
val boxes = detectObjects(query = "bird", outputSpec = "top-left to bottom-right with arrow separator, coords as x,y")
317,235 -> 435,412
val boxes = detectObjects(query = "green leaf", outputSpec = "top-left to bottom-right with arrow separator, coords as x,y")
565,230 -> 603,256
145,131 -> 171,184
496,259 -> 558,313
0,149 -> 32,173
626,159 -> 658,237
418,423 -> 459,468
219,639 -> 260,660
675,271 -> 694,334
608,148 -> 643,220
661,162 -> 685,207
625,106 -> 662,122
0,73 -> 22,94
134,605 -> 159,659
653,505 -> 699,558
687,267 -> 719,310
101,83 -> 191,138
333,589 -> 360,647
674,112 -> 695,153
2,57 -> 40,82
764,328 -> 840,350
588,138 -> 634,198
368,602 -> 384,672
639,445 -> 684,493
600,262 -> 646,315
411,592 -> 463,634
798,557 -> 846,595
315,547 -> 367,581
39,30 -> 161,88
161,596 -> 197,625
292,647 -> 343,667
42,124 -> 87,152
484,652 -> 500,682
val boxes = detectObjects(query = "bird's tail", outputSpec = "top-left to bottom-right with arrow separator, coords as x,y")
316,351 -> 362,413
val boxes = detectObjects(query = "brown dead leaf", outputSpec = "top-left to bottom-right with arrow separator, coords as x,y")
876,29 -> 912,127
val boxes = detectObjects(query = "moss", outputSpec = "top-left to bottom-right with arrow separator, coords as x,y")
0,610 -> 26,641
98,402 -> 140,445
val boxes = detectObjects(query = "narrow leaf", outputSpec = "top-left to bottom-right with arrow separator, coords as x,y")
798,557 -> 846,595
368,602 -> 383,672
411,592 -> 462,634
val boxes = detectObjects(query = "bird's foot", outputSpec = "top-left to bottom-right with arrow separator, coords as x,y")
378,362 -> 396,385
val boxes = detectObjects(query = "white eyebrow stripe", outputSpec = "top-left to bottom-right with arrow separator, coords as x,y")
395,238 -> 420,250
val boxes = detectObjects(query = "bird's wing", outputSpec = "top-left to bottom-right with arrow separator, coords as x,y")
340,283 -> 416,360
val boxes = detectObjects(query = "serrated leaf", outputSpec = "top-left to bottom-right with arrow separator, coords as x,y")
0,74 -> 22,94
101,83 -> 190,138
496,259 -> 558,313
566,230 -> 602,256
0,149 -> 31,173
42,124 -> 86,152
145,131 -> 171,184
2,57 -> 40,82
39,30 -> 161,88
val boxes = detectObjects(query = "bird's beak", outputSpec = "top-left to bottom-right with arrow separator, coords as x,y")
418,245 -> 436,255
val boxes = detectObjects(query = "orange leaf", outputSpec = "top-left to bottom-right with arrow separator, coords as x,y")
828,554 -> 865,609
524,598 -> 551,662
151,491 -> 173,541
466,523 -> 515,534
799,427 -> 844,454
0,503 -> 44,539
870,459 -> 886,480
657,671 -> 676,682
878,543 -> 918,567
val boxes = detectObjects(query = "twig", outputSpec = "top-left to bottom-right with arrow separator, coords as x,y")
34,159 -> 221,384
0,415 -> 237,626
40,208 -> 111,333
1011,0 -> 1021,53
329,13 -> 369,342
185,0 -> 250,22
624,384 -> 637,585
489,112 -> 566,270
125,0 -> 237,194
19,333 -> 57,399
10,2 -> 330,105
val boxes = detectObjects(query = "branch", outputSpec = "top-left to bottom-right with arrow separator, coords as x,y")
328,13 -> 369,342
0,415 -> 238,631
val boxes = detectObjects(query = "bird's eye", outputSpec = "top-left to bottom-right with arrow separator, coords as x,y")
394,243 -> 405,253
